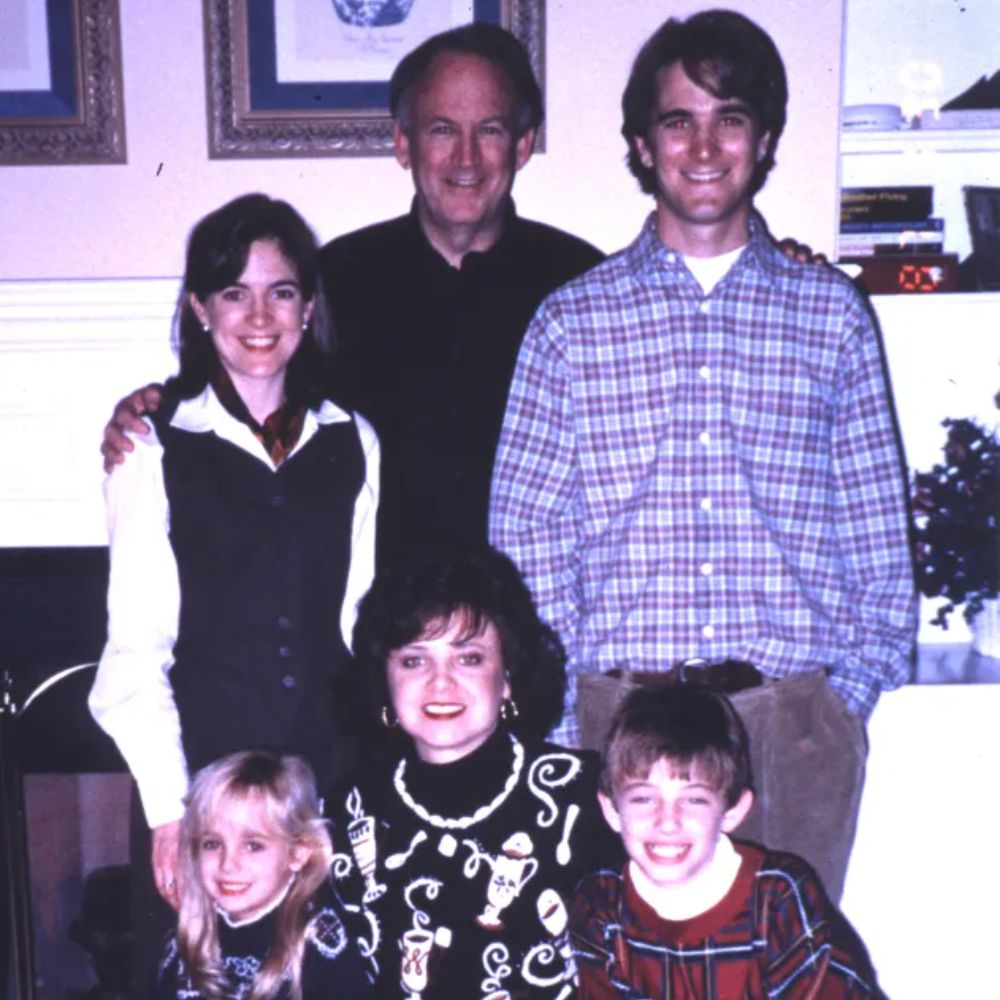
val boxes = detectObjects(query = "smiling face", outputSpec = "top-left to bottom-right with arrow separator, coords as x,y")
190,237 -> 312,421
599,758 -> 752,903
394,52 -> 535,264
635,60 -> 771,257
386,611 -> 511,763
196,792 -> 309,923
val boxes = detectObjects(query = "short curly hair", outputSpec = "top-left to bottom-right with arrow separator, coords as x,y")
621,9 -> 787,197
350,542 -> 567,746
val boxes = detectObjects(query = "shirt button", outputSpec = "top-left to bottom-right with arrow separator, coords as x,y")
698,301 -> 711,315
278,645 -> 292,659
700,562 -> 713,576
281,675 -> 296,689
277,614 -> 292,630
269,494 -> 286,509
698,431 -> 711,446
702,624 -> 716,639
700,497 -> 713,511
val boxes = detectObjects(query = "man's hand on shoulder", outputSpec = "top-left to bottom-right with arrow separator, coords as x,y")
101,383 -> 164,473
777,236 -> 828,266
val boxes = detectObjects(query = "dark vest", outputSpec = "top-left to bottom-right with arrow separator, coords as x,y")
153,399 -> 364,790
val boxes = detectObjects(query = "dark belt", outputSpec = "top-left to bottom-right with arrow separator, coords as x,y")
604,658 -> 765,695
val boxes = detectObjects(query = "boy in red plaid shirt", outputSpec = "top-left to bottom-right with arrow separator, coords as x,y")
569,685 -> 884,999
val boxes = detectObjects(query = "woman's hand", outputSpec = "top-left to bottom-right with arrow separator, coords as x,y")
151,819 -> 183,909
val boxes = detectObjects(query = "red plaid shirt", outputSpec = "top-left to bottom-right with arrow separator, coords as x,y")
570,842 -> 883,999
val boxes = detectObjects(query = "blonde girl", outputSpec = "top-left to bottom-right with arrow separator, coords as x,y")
158,750 -> 370,999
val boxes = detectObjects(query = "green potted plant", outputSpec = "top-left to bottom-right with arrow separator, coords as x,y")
911,414 -> 1000,640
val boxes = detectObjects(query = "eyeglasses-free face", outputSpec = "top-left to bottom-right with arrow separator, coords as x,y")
386,613 -> 511,764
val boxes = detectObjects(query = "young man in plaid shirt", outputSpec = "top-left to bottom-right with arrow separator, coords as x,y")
570,685 -> 882,999
490,10 -> 916,903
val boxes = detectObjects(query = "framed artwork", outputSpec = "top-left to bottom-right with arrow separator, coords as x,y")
203,0 -> 545,158
964,185 -> 1000,290
0,0 -> 126,166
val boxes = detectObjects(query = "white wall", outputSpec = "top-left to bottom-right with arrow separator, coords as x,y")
0,1 -> 845,280
842,683 -> 1000,1000
843,0 -> 999,118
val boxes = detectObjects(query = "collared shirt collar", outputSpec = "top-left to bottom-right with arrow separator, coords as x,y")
171,386 -> 350,469
211,368 -> 306,466
405,197 -> 518,270
630,210 -> 786,288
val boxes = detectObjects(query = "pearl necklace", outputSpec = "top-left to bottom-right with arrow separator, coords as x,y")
393,734 -> 525,830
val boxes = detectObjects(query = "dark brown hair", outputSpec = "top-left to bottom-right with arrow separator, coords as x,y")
621,9 -> 787,196
170,193 -> 333,408
599,685 -> 752,808
350,541 -> 567,746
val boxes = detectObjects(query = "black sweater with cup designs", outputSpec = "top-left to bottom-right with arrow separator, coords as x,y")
328,728 -> 621,999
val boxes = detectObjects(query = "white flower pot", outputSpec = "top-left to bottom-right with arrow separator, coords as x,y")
971,598 -> 1000,659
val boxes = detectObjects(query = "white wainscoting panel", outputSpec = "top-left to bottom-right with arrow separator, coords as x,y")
842,683 -> 1000,1000
0,278 -> 178,546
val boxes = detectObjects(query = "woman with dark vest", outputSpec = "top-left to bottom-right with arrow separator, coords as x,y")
89,194 -> 379,982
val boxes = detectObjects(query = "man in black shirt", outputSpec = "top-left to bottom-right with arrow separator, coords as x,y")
320,25 -> 603,558
102,25 -> 603,561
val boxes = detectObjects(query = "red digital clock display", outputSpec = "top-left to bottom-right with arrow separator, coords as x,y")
839,254 -> 959,295
898,263 -> 946,292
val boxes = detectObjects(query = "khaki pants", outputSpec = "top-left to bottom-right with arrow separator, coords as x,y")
577,670 -> 866,903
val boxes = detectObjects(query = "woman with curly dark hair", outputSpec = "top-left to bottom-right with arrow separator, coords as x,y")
327,541 -> 620,999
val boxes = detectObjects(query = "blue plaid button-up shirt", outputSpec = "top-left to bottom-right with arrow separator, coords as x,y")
490,214 -> 916,744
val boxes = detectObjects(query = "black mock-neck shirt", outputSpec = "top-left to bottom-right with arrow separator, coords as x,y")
320,201 -> 603,561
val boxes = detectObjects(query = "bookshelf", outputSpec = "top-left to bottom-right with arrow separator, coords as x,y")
839,129 -> 1000,262
838,0 -> 1000,266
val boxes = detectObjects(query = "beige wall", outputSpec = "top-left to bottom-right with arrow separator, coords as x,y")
0,1 -> 845,280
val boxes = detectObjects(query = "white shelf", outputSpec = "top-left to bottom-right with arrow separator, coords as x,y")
838,130 -> 1000,260
871,289 -> 1000,305
841,128 -> 1000,156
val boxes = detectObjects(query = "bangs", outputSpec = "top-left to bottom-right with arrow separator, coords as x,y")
418,605 -> 491,644
684,56 -> 759,125
617,743 -> 732,794
193,786 -> 287,848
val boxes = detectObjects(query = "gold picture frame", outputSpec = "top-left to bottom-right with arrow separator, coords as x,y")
0,0 -> 126,166
203,0 -> 545,159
